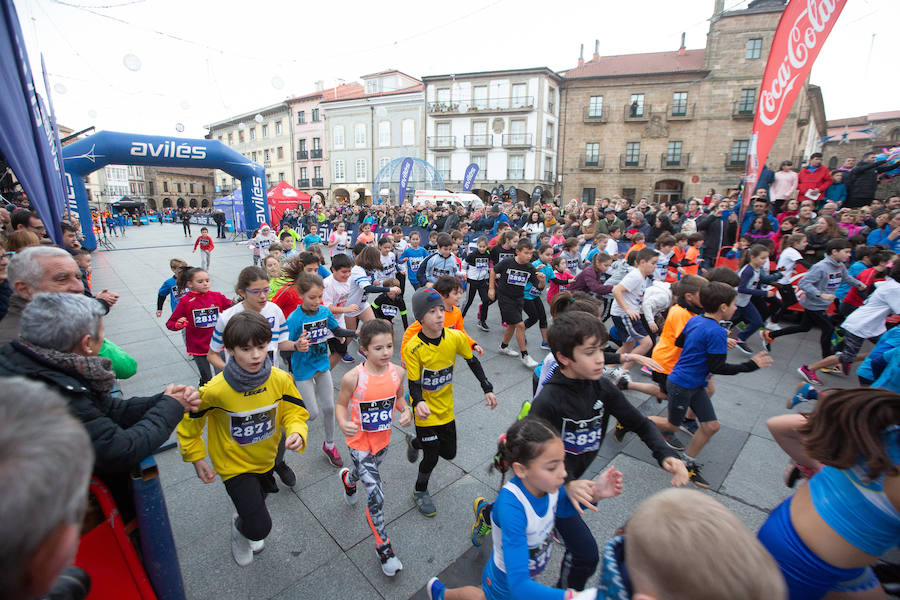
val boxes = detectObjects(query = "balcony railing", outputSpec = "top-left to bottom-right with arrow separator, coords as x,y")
725,155 -> 747,170
732,101 -> 755,119
624,104 -> 653,121
508,169 -> 525,179
427,136 -> 457,150
475,170 -> 488,181
544,171 -> 554,181
296,150 -> 308,160
579,156 -> 606,170
438,170 -> 451,181
263,160 -> 272,168
545,137 -> 554,149
583,107 -> 608,123
668,103 -> 695,120
502,133 -> 533,148
312,177 -> 324,187
427,96 -> 535,114
298,178 -> 310,188
661,153 -> 690,169
310,148 -> 323,158
619,153 -> 647,169
464,134 -> 493,148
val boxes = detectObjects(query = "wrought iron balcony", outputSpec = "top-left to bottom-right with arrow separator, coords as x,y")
464,134 -> 493,148
619,153 -> 647,169
624,104 -> 653,121
579,156 -> 606,170
296,150 -> 308,160
298,178 -> 310,188
583,107 -> 608,123
507,168 -> 525,179
502,133 -> 533,148
312,177 -> 324,187
427,136 -> 457,150
668,103 -> 695,120
661,153 -> 690,169
310,149 -> 323,159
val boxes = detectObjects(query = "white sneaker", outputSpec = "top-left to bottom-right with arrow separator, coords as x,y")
339,467 -> 358,505
521,354 -> 539,369
249,538 -> 265,553
377,542 -> 403,576
498,344 -> 518,357
231,517 -> 253,566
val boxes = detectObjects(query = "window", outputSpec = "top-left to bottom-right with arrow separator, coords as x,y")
508,154 -> 524,179
436,155 -> 450,180
264,149 -> 270,162
300,167 -> 308,179
746,38 -> 762,60
547,88 -> 556,113
333,125 -> 344,149
176,183 -> 182,193
312,137 -> 321,150
251,151 -> 257,162
277,146 -> 284,159
828,156 -> 839,170
588,95 -> 603,118
582,188 -> 596,205
366,80 -> 378,94
510,119 -> 526,135
473,86 -> 488,109
227,132 -> 233,144
201,184 -> 205,194
730,139 -> 749,164
629,94 -> 644,117
585,143 -> 600,167
379,156 -> 391,171
545,122 -> 554,149
148,182 -> 154,194
298,111 -> 305,124
354,123 -> 367,148
512,83 -> 527,107
436,122 -> 451,140
261,124 -> 268,137
472,120 -> 488,141
334,159 -> 345,182
625,142 -> 641,166
275,121 -> 282,135
666,141 -> 683,165
738,89 -> 755,114
189,183 -> 195,194
298,138 -> 307,151
378,121 -> 391,147
436,88 -> 451,104
671,92 -> 687,116
544,156 -> 552,181
401,119 -> 415,146
313,166 -> 321,180
355,159 -> 367,182
249,127 -> 257,141
278,172 -> 285,182
312,108 -> 320,122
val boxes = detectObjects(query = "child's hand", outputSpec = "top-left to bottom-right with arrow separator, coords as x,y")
488,288 -> 495,301
649,321 -> 659,333
726,337 -> 738,350
630,354 -> 663,372
294,332 -> 310,352
156,309 -> 162,318
176,316 -> 187,327
662,457 -> 690,487
285,432 -> 304,452
338,418 -> 359,437
388,286 -> 401,297
564,479 -> 599,514
397,406 -> 412,427
165,384 -> 201,412
626,308 -> 641,322
752,351 -> 773,368
473,344 -> 484,356
193,459 -> 217,483
594,465 -> 624,500
414,401 -> 431,420
484,392 -> 497,409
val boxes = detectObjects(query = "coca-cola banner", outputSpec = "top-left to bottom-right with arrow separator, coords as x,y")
739,0 -> 847,226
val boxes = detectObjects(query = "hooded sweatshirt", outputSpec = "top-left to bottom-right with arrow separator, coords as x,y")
798,255 -> 861,311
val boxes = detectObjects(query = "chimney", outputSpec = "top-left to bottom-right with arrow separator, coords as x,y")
713,0 -> 725,16
592,39 -> 600,62
678,32 -> 686,55
314,80 -> 324,91
578,44 -> 584,67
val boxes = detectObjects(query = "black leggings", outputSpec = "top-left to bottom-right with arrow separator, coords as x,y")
556,513 -> 600,591
224,473 -> 272,541
523,297 -> 547,330
462,279 -> 489,317
397,272 -> 407,295
769,308 -> 834,358
193,355 -> 215,385
411,421 -> 457,492
182,222 -> 191,236
771,283 -> 799,323
477,296 -> 496,323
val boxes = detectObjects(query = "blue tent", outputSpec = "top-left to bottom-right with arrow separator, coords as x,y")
213,189 -> 244,232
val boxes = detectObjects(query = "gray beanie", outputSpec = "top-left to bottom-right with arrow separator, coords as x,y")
411,287 -> 444,322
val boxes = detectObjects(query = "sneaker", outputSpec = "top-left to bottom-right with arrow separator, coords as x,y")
839,359 -> 852,376
426,577 -> 446,600
540,341 -> 551,350
551,528 -> 564,545
735,340 -> 753,354
640,365 -> 653,377
234,514 -> 265,554
760,329 -> 774,352
405,432 -> 419,463
376,541 -> 403,576
412,490 -> 437,517
339,467 -> 358,505
323,442 -> 344,467
498,344 -> 518,357
341,353 -> 355,363
662,431 -> 685,452
231,517 -> 253,567
821,365 -> 842,375
260,472 -> 279,494
798,365 -> 823,386
687,462 -> 711,489
274,460 -> 296,488
521,354 -> 539,369
613,422 -> 627,443
783,461 -> 803,488
358,348 -> 368,360
766,321 -> 783,331
471,497 -> 492,547
478,321 -> 490,332
788,383 -> 817,409
679,418 -> 699,436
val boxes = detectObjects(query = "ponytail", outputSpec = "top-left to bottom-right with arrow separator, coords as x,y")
175,266 -> 204,294
489,417 -> 560,485
549,290 -> 601,318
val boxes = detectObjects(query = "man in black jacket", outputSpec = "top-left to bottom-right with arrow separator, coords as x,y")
697,201 -> 738,270
212,210 -> 227,238
844,151 -> 894,208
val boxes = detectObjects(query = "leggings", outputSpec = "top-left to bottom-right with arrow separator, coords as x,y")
555,512 -> 600,591
772,283 -> 799,322
224,473 -> 273,541
193,354 -> 216,385
397,271 -> 407,295
523,297 -> 548,330
769,309 -> 835,358
182,222 -> 191,236
461,279 -> 489,317
347,447 -> 389,544
411,421 -> 457,492
199,249 -> 211,271
295,370 -> 335,444
477,297 -> 496,323
734,302 -> 763,342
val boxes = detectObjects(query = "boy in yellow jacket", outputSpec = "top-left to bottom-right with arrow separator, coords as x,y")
177,311 -> 309,567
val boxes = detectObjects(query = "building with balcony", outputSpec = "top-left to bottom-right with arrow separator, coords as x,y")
320,70 -> 424,204
287,81 -> 363,202
558,0 -> 825,205
423,67 -> 562,204
144,167 -> 215,210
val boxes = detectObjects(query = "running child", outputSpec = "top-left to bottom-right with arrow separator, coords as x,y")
523,244 -> 556,350
345,246 -> 402,335
301,223 -> 323,250
323,254 -> 361,366
559,237 -> 581,276
403,287 -> 497,516
417,233 -> 461,287
478,231 -> 519,330
271,254 -> 321,319
610,247 -> 658,371
733,244 -> 775,354
238,224 -> 278,266
652,234 -> 677,282
375,236 -> 398,283
461,236 -> 491,320
336,319 -> 412,577
769,232 -> 809,325
328,222 -> 351,258
490,238 -> 545,369
401,275 -> 480,357
176,311 -> 309,567
264,255 -> 289,300
546,256 -> 574,304
165,266 -> 232,385
192,227 -> 215,271
836,249 -> 893,319
400,231 -> 429,291
371,277 -> 409,329
155,258 -> 188,318
389,226 -> 409,293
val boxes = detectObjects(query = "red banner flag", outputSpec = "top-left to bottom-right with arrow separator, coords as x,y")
739,0 -> 847,228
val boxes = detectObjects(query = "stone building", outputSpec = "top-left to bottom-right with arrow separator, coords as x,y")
144,166 -> 215,210
558,0 -> 825,204
822,110 -> 900,199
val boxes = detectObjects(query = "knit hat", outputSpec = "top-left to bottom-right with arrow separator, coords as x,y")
411,287 -> 444,322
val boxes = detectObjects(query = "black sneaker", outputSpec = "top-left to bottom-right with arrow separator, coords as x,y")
413,490 -> 437,517
679,418 -> 699,436
274,460 -> 296,488
260,472 -> 279,494
478,321 -> 490,332
613,422 -> 627,443
735,340 -> 753,354
405,433 -> 419,463
662,431 -> 685,452
688,462 -> 711,489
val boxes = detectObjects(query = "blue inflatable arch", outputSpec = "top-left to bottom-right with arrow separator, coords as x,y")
63,131 -> 268,250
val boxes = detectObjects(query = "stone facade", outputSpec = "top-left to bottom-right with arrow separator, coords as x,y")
145,166 -> 215,209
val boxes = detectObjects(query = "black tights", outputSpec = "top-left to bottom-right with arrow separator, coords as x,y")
411,421 -> 457,492
523,297 -> 547,330
224,473 -> 272,541
462,279 -> 489,317
770,308 -> 835,358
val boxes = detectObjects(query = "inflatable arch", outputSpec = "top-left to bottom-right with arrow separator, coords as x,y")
63,131 -> 268,250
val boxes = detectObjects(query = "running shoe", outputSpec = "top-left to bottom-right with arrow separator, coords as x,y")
662,431 -> 685,452
426,577 -> 446,600
688,462 -> 711,489
760,329 -> 774,352
323,442 -> 344,467
521,354 -> 539,369
679,418 -> 699,436
478,321 -> 490,332
640,365 -> 653,377
540,341 -> 551,350
606,367 -> 630,387
341,353 -> 355,363
788,383 -> 817,409
413,490 -> 437,517
821,365 -> 842,375
358,348 -> 368,360
339,468 -> 358,505
471,497 -> 492,547
798,365 -> 823,386
274,461 -> 296,488
735,340 -> 753,354
376,540 -> 403,576
498,344 -> 518,357
405,432 -> 419,463
613,422 -> 627,443
231,517 -> 253,567
839,359 -> 852,376
234,514 -> 265,554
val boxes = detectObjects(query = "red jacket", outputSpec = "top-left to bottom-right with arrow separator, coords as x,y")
193,235 -> 215,251
166,290 -> 232,355
797,166 -> 833,198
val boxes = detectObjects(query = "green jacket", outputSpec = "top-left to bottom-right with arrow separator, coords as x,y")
99,338 -> 138,379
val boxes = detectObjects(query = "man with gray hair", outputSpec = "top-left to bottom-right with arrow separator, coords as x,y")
0,377 -> 93,600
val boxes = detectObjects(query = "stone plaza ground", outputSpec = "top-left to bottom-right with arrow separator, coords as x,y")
91,222 -> 843,599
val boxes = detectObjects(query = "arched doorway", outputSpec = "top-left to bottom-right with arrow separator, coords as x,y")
201,198 -> 209,208
333,188 -> 350,205
653,179 -> 683,204
146,198 -> 157,209
189,198 -> 198,208
163,197 -> 172,207
176,198 -> 185,208
353,187 -> 369,206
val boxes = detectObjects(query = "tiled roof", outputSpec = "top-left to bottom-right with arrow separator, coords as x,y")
289,83 -> 364,104
360,69 -> 420,82
319,84 -> 424,104
827,111 -> 900,129
562,49 -> 706,79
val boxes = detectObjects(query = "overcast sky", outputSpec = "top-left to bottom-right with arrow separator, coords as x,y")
14,0 -> 898,139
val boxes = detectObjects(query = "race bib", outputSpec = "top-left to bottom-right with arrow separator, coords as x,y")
561,415 -> 603,454
529,536 -> 554,577
475,257 -> 489,269
422,366 -> 453,391
230,403 -> 277,446
303,319 -> 329,343
359,397 -> 394,432
507,269 -> 530,286
380,304 -> 399,317
826,271 -> 842,291
499,252 -> 514,263
566,257 -> 580,272
192,307 -> 219,328
336,243 -> 347,253
408,257 -> 424,271
433,267 -> 451,277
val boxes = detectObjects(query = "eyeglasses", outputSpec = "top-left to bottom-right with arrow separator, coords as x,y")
242,288 -> 269,296
3,251 -> 13,257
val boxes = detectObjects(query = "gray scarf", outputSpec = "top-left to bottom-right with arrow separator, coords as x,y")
222,356 -> 272,392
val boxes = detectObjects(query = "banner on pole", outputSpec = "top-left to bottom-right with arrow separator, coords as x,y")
397,157 -> 413,204
462,163 -> 479,192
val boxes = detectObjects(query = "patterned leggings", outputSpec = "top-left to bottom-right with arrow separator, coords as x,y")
347,447 -> 389,544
